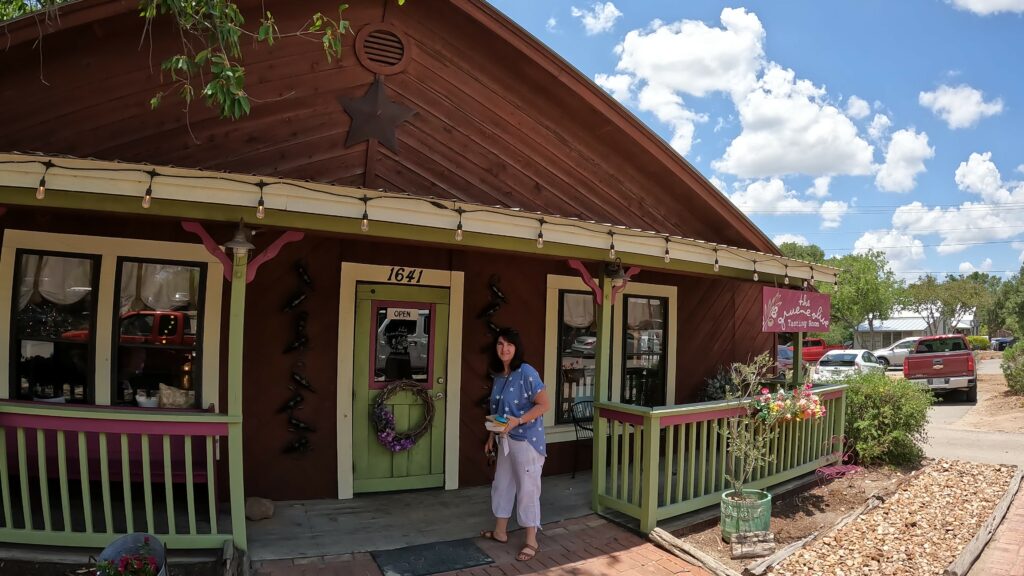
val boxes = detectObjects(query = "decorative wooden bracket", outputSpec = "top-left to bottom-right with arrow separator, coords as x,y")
246,230 -> 304,283
567,259 -> 601,304
181,221 -> 304,283
611,267 -> 642,303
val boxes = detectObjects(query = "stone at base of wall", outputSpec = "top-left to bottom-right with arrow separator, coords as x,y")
246,497 -> 275,521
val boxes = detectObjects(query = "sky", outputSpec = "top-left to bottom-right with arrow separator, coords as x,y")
488,0 -> 1024,280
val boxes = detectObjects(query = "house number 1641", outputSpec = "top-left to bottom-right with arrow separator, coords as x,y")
387,267 -> 425,284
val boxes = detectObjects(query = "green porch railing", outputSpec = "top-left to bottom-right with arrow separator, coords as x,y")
594,384 -> 847,533
0,400 -> 242,549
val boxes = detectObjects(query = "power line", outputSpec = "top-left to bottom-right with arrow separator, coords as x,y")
821,238 -> 1024,251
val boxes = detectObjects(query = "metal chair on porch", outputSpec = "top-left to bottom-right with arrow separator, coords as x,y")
570,400 -> 593,479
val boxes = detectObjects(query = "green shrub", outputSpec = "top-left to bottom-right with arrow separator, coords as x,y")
700,365 -> 737,402
843,371 -> 935,466
1001,343 -> 1024,395
967,335 -> 990,350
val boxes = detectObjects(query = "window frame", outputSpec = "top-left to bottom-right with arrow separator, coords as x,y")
8,248 -> 102,404
619,294 -> 669,408
0,229 -> 225,410
542,275 -> 677,443
110,256 -> 209,408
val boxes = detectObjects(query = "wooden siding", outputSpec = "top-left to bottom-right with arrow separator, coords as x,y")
0,0 -> 774,254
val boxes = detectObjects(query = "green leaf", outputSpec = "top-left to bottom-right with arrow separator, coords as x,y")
149,93 -> 162,110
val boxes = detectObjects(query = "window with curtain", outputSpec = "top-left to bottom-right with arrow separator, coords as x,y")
555,290 -> 596,424
111,258 -> 206,408
11,251 -> 100,403
620,295 -> 667,407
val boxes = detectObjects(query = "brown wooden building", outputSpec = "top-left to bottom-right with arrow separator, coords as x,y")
0,0 -> 838,553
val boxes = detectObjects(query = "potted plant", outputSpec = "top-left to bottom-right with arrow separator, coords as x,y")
719,353 -> 826,542
94,533 -> 167,576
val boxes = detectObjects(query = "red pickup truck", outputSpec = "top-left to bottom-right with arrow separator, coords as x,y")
63,310 -> 196,346
903,334 -> 976,402
788,337 -> 847,363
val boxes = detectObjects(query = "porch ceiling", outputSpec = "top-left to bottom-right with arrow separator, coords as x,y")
0,152 -> 840,284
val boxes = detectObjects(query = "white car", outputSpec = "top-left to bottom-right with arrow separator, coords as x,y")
871,337 -> 920,370
811,349 -> 885,383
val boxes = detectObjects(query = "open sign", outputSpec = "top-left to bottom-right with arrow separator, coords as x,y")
387,308 -> 420,320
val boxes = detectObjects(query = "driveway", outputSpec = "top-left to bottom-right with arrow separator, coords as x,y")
924,359 -> 1024,466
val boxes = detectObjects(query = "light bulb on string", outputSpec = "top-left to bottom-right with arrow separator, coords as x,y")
256,181 -> 266,220
713,249 -> 720,272
608,232 -> 616,260
455,208 -> 464,241
753,261 -> 759,282
536,220 -> 544,248
784,266 -> 789,285
360,196 -> 370,232
664,238 -> 671,263
36,160 -> 52,200
142,170 -> 155,209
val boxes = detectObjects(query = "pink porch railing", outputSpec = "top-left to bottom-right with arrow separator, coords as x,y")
593,384 -> 847,533
0,400 -> 241,549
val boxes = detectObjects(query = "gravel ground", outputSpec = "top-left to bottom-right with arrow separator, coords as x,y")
769,460 -> 1016,576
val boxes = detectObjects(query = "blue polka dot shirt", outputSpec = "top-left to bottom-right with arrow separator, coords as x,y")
490,363 -> 547,457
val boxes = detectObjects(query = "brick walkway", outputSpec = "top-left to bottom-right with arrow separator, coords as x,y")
968,487 -> 1024,576
251,515 -> 709,576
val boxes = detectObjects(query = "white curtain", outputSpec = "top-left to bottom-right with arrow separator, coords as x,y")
120,263 -> 196,313
18,255 -> 92,310
562,293 -> 594,329
627,298 -> 659,330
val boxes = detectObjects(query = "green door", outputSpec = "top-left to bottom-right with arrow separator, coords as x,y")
353,284 -> 449,492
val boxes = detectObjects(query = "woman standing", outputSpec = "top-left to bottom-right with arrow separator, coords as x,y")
480,328 -> 550,562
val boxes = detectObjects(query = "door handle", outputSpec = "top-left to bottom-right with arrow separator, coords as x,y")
434,392 -> 445,400
436,377 -> 445,385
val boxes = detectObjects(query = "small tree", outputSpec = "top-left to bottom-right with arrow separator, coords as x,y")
722,353 -> 779,500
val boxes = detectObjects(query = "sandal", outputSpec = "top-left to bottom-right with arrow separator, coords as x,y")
479,530 -> 508,544
516,543 -> 538,562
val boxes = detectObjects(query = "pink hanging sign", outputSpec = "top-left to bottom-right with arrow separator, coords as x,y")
762,287 -> 831,333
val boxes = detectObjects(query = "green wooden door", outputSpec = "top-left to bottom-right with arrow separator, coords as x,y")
353,284 -> 449,492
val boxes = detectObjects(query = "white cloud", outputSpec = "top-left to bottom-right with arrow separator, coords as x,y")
949,0 -> 1024,15
1017,164 -> 1024,174
727,178 -> 851,229
636,84 -> 707,156
571,2 -> 623,35
875,129 -> 935,193
546,17 -> 558,32
819,200 -> 849,229
853,229 -> 925,276
955,152 -> 1005,201
958,258 -> 995,273
867,114 -> 892,143
919,84 -> 1004,129
845,96 -> 871,119
959,261 -> 976,273
594,73 -> 633,103
773,233 -> 809,245
806,176 -> 831,198
713,64 -> 875,178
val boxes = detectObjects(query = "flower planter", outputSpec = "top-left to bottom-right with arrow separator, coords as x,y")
720,489 -> 771,543
97,532 -> 167,576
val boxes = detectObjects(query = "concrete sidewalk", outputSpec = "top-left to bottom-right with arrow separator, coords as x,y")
251,515 -> 709,576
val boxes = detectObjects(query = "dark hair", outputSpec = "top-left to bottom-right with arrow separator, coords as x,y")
489,327 -> 525,374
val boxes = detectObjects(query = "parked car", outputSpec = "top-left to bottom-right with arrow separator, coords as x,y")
903,334 -> 977,402
810,349 -> 885,383
871,336 -> 920,370
992,337 -> 1017,351
62,310 -> 197,346
788,337 -> 848,363
570,333 -> 637,356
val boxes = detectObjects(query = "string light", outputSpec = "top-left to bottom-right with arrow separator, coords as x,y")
142,170 -> 156,209
784,265 -> 789,285
713,248 -> 719,272
360,195 -> 370,232
536,220 -> 544,248
608,232 -> 616,259
752,261 -> 759,282
664,237 -> 671,263
256,181 -> 266,220
36,160 -> 52,200
835,273 -> 840,288
455,208 -> 464,241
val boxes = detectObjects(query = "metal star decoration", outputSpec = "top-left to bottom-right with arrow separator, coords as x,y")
339,77 -> 416,153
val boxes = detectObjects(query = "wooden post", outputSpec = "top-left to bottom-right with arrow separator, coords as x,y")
639,411 -> 661,533
792,332 -> 804,387
591,273 -> 614,513
227,248 -> 248,551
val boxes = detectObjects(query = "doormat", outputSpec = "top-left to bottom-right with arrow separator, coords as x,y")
371,538 -> 493,576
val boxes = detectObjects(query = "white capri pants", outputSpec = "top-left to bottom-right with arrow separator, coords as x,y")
491,437 -> 545,528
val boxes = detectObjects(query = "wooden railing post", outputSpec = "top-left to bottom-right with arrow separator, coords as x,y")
639,412 -> 661,533
227,247 -> 248,551
792,332 -> 804,387
591,273 -> 614,513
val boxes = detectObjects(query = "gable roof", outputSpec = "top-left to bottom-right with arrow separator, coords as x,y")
0,0 -> 778,254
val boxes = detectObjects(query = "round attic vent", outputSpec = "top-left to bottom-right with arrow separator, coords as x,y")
355,24 -> 411,75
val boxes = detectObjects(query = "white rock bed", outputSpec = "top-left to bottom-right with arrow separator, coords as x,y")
770,460 -> 1015,576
